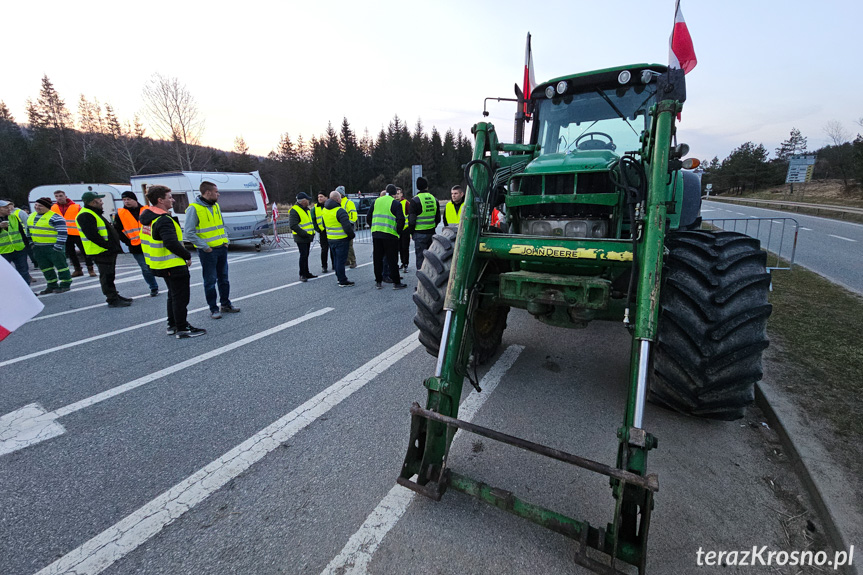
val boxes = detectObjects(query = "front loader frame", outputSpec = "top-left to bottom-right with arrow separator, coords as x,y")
399,84 -> 684,573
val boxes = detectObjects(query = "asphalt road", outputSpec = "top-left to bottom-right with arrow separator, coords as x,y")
703,200 -> 863,294
0,240 -> 826,575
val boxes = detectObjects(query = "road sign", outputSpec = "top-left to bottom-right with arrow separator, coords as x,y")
786,154 -> 816,184
412,165 -> 423,196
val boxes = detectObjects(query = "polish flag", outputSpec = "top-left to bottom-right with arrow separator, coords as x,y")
0,257 -> 44,342
523,32 -> 536,116
669,0 -> 697,74
271,202 -> 280,241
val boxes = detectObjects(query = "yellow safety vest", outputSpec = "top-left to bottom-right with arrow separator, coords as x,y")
415,193 -> 438,231
371,195 -> 398,237
0,211 -> 25,254
27,212 -> 59,244
312,205 -> 326,231
141,214 -> 186,269
322,207 -> 348,240
76,207 -> 109,255
445,201 -> 463,225
291,205 -> 314,237
340,197 -> 357,223
400,199 -> 409,230
190,202 -> 229,248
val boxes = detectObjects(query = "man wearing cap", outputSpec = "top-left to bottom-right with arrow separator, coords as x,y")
141,185 -> 206,339
289,192 -> 318,282
336,186 -> 358,268
370,184 -> 407,290
184,181 -> 240,320
27,197 -> 72,294
114,191 -> 160,296
51,190 -> 95,277
76,191 -> 132,307
311,192 -> 332,273
408,176 -> 441,270
0,200 -> 32,284
323,190 -> 356,287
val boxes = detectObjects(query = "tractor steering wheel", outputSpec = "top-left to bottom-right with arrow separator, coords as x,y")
575,131 -> 616,151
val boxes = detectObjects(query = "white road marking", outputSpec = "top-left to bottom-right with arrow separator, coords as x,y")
700,209 -> 715,213
30,283 -> 205,321
829,234 -> 857,242
733,212 -> 745,216
0,308 -> 333,457
320,344 -> 525,575
800,227 -> 812,231
32,331 -> 422,575
0,264 -> 370,368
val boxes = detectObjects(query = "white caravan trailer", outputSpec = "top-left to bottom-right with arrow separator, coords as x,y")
129,171 -> 270,248
28,183 -> 134,220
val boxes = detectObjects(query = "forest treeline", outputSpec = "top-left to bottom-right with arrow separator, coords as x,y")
2,76 -> 861,206
0,75 -> 473,206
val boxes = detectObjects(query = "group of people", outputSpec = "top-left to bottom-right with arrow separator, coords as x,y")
1,177 -> 472,339
0,182 -> 241,339
286,178 -> 466,290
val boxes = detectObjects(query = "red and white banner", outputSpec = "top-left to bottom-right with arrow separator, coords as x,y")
0,257 -> 44,342
669,0 -> 697,74
523,32 -> 536,117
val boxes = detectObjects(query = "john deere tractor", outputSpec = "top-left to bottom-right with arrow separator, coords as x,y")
398,64 -> 772,573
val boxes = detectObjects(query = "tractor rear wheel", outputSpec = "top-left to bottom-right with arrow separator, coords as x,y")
648,230 -> 772,420
413,226 -> 509,365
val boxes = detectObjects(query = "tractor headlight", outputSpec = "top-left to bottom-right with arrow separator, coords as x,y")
556,81 -> 567,95
618,70 -> 631,85
545,86 -> 555,99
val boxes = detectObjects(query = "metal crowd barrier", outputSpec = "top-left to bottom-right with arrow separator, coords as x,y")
700,217 -> 799,271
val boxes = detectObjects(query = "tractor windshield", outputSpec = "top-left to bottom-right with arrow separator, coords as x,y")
535,83 -> 658,156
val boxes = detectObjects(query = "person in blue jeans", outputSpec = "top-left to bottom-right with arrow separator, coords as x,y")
322,191 -> 356,287
113,192 -> 160,296
184,182 -> 241,319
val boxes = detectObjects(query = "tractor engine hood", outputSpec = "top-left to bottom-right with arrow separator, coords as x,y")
523,150 -> 619,175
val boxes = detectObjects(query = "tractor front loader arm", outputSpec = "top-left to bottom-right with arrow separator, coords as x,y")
399,122 -> 499,498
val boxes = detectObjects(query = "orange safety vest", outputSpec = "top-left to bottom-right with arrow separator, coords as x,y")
51,202 -> 81,236
116,206 -> 149,246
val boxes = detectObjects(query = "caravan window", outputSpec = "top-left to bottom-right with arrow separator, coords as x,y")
172,192 -> 190,214
217,191 -> 258,212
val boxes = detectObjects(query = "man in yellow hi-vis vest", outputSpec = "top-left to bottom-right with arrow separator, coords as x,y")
141,185 -> 206,339
77,191 -> 132,307
184,181 -> 240,320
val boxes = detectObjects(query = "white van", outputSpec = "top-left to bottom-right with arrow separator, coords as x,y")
129,171 -> 270,248
28,183 -> 134,220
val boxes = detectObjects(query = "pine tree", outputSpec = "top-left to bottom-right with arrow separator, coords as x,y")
0,101 -> 28,202
26,75 -> 74,181
775,127 -> 808,161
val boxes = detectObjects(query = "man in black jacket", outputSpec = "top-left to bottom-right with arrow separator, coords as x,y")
370,184 -> 406,290
289,192 -> 317,281
324,191 -> 356,287
140,186 -> 205,338
77,191 -> 132,307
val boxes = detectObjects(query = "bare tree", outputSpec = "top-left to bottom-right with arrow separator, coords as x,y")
142,73 -> 204,170
823,120 -> 852,188
104,104 -> 150,176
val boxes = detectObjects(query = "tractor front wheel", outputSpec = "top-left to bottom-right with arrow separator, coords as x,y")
413,226 -> 509,365
648,230 -> 773,420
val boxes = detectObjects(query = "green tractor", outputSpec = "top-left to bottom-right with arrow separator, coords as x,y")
398,64 -> 772,573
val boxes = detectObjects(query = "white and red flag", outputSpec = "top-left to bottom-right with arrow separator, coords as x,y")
0,257 -> 44,342
523,32 -> 536,116
669,0 -> 697,74
271,202 -> 280,241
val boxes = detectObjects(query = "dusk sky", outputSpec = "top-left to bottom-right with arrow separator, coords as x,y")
4,0 -> 861,163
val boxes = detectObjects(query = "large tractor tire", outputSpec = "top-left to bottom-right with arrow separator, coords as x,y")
648,230 -> 772,420
413,226 -> 509,365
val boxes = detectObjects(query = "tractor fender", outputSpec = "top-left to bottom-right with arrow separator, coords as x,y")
679,170 -> 703,230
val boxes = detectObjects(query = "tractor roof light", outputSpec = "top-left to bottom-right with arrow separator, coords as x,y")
641,70 -> 660,84
618,70 -> 631,85
556,81 -> 568,95
545,86 -> 555,99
